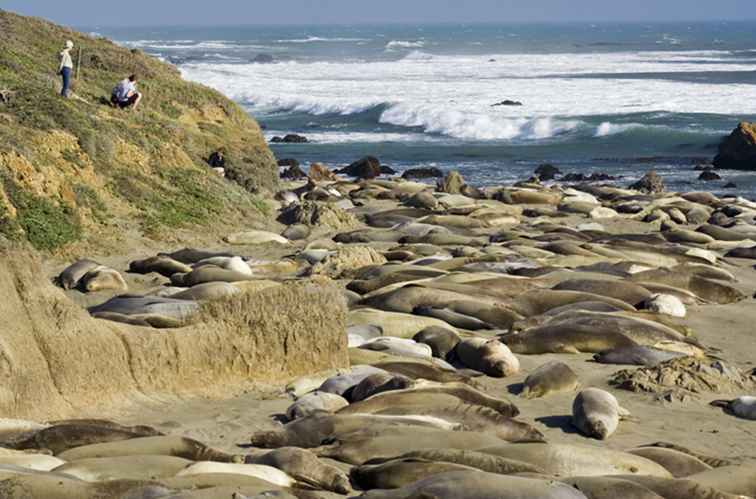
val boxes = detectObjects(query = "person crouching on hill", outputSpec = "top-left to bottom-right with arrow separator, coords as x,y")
111,74 -> 142,110
59,40 -> 74,98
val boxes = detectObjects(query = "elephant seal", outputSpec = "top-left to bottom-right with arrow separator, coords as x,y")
79,266 -> 128,293
175,462 -> 294,487
479,443 -> 672,478
56,259 -> 100,290
563,476 -> 665,499
642,442 -> 735,468
0,454 -> 65,471
593,346 -> 688,367
249,413 -> 461,449
616,474 -> 752,499
170,282 -> 241,301
350,372 -> 414,402
356,471 -> 588,499
627,447 -> 712,477
88,296 -> 199,321
348,325 -> 384,347
413,327 -> 461,359
685,464 -> 756,497
161,248 -> 234,264
520,361 -> 579,399
245,447 -> 350,493
371,449 -> 545,475
0,475 -> 171,499
180,266 -> 255,286
710,396 -> 756,420
455,338 -> 520,377
337,381 -> 520,417
53,455 -> 192,481
129,255 -> 192,277
195,256 -> 252,275
351,458 -> 477,489
373,360 -> 480,386
286,391 -> 349,421
319,366 -> 388,396
572,388 -> 628,440
314,429 -> 509,465
359,337 -> 433,360
10,420 -> 162,454
57,436 -> 238,463
511,289 -> 636,317
414,306 -> 494,330
552,280 -> 652,307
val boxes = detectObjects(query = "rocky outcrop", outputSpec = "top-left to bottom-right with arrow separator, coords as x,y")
0,249 -> 348,420
279,201 -> 360,231
699,171 -> 721,181
271,134 -> 309,144
630,171 -> 665,194
713,122 -> 756,170
281,163 -> 307,180
534,164 -> 561,181
402,167 -> 443,179
337,156 -> 382,179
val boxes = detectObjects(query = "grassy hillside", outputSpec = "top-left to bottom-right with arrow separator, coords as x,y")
0,10 -> 278,252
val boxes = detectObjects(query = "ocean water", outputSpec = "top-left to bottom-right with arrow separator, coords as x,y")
97,23 -> 756,196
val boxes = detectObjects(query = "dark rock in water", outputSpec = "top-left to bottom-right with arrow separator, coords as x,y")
271,134 -> 308,144
694,164 -> 713,171
534,163 -> 561,181
724,182 -> 738,189
380,165 -> 397,175
630,171 -> 665,193
699,170 -> 722,181
402,167 -> 444,179
437,170 -> 466,194
278,158 -> 300,168
281,164 -> 307,180
561,172 -> 617,183
337,156 -> 382,179
207,150 -> 225,168
713,122 -> 756,170
252,53 -> 275,64
308,163 -> 337,182
491,100 -> 523,107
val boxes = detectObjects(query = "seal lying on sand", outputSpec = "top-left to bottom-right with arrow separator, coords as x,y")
285,391 -> 349,421
351,458 -> 479,489
56,259 -> 100,290
594,346 -> 688,367
245,447 -> 350,493
53,455 -> 192,481
356,471 -> 589,499
8,420 -> 162,454
478,443 -> 672,477
79,266 -> 128,293
520,361 -> 579,399
572,388 -> 629,440
563,476 -> 666,499
627,447 -> 712,477
455,338 -> 520,377
57,436 -> 238,462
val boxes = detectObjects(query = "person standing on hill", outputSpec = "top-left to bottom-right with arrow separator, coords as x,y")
59,40 -> 74,98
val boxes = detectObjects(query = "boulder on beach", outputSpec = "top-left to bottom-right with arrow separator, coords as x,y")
271,134 -> 308,144
402,167 -> 444,179
699,170 -> 722,181
281,163 -> 307,180
534,163 -> 561,181
713,122 -> 756,170
337,156 -> 382,179
630,171 -> 665,193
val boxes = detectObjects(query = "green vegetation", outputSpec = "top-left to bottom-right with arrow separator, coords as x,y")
0,10 -> 278,251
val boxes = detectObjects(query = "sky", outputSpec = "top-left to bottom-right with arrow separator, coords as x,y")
3,0 -> 756,27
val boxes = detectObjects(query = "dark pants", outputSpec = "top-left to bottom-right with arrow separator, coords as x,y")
60,67 -> 72,97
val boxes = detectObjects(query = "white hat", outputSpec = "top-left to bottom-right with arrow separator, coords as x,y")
65,40 -> 74,49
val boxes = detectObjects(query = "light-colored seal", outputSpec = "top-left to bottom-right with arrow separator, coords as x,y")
627,447 -> 712,477
616,474 -> 752,499
56,259 -> 100,290
53,455 -> 192,481
128,255 -> 192,277
455,338 -> 520,377
572,388 -> 629,440
79,266 -> 128,293
176,462 -> 294,487
520,361 -> 579,399
374,449 -> 545,475
245,447 -> 350,493
286,391 -> 349,421
356,471 -> 588,499
685,464 -> 756,497
351,458 -> 477,490
413,326 -> 461,360
563,476 -> 665,499
593,346 -> 687,367
57,436 -> 238,463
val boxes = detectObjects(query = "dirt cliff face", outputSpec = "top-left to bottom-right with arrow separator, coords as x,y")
714,121 -> 756,170
0,249 -> 348,420
0,10 -> 278,252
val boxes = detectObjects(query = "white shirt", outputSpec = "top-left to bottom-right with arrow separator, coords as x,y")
59,49 -> 73,71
